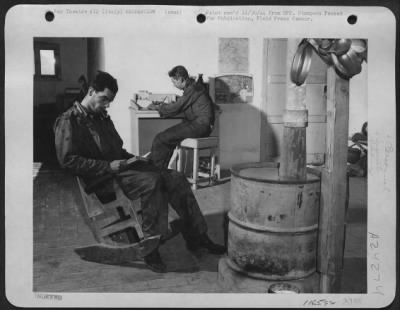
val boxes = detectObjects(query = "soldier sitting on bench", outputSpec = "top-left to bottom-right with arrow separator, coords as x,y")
54,70 -> 225,273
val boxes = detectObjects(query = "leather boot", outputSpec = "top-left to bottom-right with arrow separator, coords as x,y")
144,249 -> 167,273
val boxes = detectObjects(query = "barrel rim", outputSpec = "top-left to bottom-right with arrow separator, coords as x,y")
225,257 -> 316,281
268,282 -> 301,294
228,212 -> 318,234
230,162 -> 320,184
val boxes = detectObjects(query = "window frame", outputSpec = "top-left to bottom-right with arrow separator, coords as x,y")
34,42 -> 61,80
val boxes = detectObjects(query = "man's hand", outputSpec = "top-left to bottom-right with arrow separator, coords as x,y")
109,160 -> 129,173
147,101 -> 162,111
146,103 -> 157,110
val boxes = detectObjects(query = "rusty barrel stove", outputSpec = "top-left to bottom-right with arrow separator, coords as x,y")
226,162 -> 320,291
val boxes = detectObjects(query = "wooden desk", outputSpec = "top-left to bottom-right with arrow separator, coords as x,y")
129,107 -> 183,155
130,106 -> 220,158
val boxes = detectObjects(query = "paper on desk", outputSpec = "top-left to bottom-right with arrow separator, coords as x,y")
136,99 -> 152,108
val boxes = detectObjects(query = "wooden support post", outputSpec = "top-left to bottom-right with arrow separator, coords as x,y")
192,148 -> 199,190
318,67 -> 349,293
281,39 -> 308,180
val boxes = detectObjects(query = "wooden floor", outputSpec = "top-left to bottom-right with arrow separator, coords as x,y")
33,166 -> 367,293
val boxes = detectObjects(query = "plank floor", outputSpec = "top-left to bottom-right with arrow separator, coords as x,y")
33,166 -> 366,293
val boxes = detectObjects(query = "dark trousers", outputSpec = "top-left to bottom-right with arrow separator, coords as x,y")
116,162 -> 208,242
150,121 -> 211,170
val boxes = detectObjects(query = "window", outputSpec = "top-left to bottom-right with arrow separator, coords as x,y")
34,42 -> 61,79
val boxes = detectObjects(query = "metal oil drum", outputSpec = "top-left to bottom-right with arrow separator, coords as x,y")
227,162 -> 321,280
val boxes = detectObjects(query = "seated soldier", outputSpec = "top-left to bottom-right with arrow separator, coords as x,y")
146,65 -> 215,169
54,70 -> 225,273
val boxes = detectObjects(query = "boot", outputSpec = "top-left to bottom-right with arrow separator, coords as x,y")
144,249 -> 167,273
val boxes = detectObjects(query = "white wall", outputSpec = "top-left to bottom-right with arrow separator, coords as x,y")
217,38 -> 263,167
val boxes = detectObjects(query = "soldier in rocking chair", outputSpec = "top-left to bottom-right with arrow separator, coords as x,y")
54,71 -> 225,273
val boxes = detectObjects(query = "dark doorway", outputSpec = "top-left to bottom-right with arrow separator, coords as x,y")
33,37 -> 104,168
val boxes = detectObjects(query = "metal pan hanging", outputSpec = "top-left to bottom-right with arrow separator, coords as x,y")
290,40 -> 313,86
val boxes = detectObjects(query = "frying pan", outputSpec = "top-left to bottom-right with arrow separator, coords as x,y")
290,40 -> 313,86
337,48 -> 362,77
331,53 -> 351,79
332,47 -> 363,79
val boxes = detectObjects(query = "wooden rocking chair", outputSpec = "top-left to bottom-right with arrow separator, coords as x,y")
74,176 -> 160,264
74,176 -> 182,264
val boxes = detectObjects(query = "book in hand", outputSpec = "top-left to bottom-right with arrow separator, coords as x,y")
126,155 -> 150,165
84,155 -> 151,194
